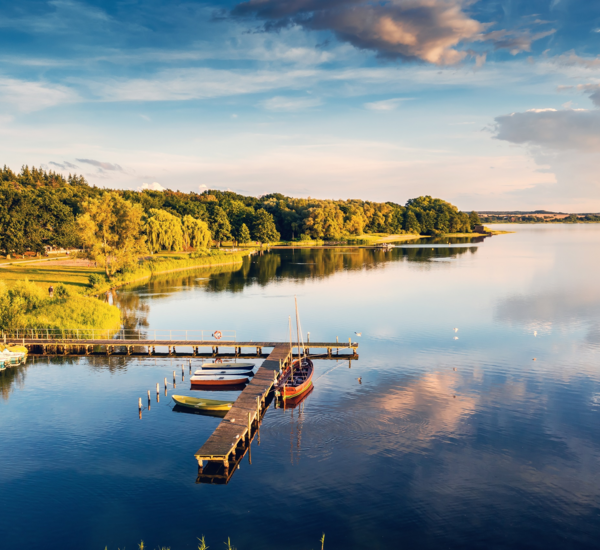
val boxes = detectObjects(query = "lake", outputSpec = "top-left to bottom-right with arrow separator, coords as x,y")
2,224 -> 600,550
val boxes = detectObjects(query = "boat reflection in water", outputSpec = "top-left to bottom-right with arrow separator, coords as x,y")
172,404 -> 229,419
277,382 -> 314,410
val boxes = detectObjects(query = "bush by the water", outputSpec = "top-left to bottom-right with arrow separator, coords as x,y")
0,279 -> 121,333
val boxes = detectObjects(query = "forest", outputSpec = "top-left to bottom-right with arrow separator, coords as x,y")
0,165 -> 480,257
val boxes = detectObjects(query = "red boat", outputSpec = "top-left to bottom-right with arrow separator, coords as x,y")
190,374 -> 250,387
275,357 -> 314,400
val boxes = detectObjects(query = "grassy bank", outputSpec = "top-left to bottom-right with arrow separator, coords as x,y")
0,250 -> 254,294
93,250 -> 253,294
0,280 -> 121,333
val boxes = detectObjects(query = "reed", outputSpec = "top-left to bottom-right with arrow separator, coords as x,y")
0,279 -> 121,333
104,535 -> 324,550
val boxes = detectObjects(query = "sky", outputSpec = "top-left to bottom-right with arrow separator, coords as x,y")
1,0 -> 600,211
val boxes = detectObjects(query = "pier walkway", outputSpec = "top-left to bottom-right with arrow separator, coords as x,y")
194,344 -> 291,476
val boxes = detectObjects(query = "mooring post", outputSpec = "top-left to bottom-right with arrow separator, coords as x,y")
164,377 -> 167,390
147,390 -> 150,400
247,411 -> 251,442
138,397 -> 142,410
156,382 -> 159,395
173,370 -> 176,384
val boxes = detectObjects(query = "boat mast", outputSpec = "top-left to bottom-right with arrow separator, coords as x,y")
294,295 -> 302,363
288,315 -> 294,381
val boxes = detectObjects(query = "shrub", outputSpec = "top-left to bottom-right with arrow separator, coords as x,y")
88,273 -> 104,288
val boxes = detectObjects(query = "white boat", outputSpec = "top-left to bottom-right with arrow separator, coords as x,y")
198,362 -> 255,370
0,349 -> 27,365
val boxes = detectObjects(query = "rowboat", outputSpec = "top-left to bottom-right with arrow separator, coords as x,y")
194,369 -> 254,376
190,374 -> 250,386
282,382 -> 314,409
172,395 -> 233,411
199,362 -> 255,370
275,357 -> 314,400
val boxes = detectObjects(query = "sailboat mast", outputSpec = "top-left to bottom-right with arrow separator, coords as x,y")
295,295 -> 302,363
289,316 -> 294,380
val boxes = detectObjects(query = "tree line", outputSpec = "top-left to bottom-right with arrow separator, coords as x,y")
0,165 -> 482,260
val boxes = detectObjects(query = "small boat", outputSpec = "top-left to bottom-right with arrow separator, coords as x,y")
282,382 -> 314,409
194,369 -> 254,376
172,395 -> 233,411
275,357 -> 314,399
199,362 -> 255,370
190,374 -> 250,386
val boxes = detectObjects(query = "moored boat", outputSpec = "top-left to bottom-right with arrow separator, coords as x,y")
275,357 -> 314,400
172,395 -> 233,411
194,369 -> 253,376
199,361 -> 255,370
190,374 -> 250,386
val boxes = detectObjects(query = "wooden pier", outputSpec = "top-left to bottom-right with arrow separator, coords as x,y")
4,332 -> 358,481
5,338 -> 358,359
194,344 -> 292,478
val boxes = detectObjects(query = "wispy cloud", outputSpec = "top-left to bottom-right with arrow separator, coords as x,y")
49,161 -> 79,170
76,158 -> 124,171
364,97 -> 412,111
260,95 -> 322,111
0,77 -> 78,113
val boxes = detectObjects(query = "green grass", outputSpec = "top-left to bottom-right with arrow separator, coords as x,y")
0,250 -> 254,294
0,279 -> 121,333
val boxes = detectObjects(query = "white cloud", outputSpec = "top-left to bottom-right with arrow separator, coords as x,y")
0,77 -> 78,113
137,182 -> 166,191
494,108 -> 600,151
260,96 -> 322,111
364,98 -> 412,111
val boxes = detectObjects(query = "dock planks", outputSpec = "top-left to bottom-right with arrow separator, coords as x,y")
194,344 -> 292,468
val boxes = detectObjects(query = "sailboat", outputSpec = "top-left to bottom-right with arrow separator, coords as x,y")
274,297 -> 314,400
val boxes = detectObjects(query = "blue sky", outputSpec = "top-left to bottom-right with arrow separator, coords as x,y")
1,0 -> 600,211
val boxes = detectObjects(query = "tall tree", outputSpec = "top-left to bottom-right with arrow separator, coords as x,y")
253,209 -> 280,243
145,208 -> 184,252
77,193 -> 146,278
238,223 -> 251,244
210,206 -> 232,246
183,215 -> 211,249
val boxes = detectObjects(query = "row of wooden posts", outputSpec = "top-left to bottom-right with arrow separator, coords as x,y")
138,359 -> 192,416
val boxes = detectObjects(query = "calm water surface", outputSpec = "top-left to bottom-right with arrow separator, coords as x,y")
2,224 -> 600,549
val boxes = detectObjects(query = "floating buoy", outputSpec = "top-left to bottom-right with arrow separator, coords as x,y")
533,358 -> 537,361
214,330 -> 222,340
355,332 -> 362,336
453,336 -> 459,340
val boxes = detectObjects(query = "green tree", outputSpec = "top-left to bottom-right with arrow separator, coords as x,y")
253,209 -> 280,243
238,223 -> 251,244
469,211 -> 481,226
145,209 -> 184,252
210,206 -> 232,246
183,215 -> 211,249
77,193 -> 146,279
404,210 -> 421,234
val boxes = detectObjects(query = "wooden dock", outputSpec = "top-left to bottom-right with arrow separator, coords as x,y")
194,344 -> 292,476
7,338 -> 358,359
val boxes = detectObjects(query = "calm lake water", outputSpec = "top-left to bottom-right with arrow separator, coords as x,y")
2,224 -> 600,550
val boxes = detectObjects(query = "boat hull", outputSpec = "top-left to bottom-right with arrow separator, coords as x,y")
190,376 -> 249,386
171,395 -> 233,411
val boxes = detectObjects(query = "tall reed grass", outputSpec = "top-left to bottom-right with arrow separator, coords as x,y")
0,279 -> 121,333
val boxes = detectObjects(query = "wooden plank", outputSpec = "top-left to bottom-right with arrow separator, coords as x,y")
194,344 -> 291,462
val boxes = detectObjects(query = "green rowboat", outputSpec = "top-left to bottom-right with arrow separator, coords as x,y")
172,395 -> 233,411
